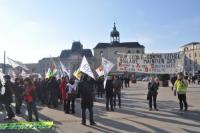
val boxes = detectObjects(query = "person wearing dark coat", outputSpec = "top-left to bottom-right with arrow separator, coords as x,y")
2,75 -> 15,120
105,76 -> 114,111
113,76 -> 122,108
97,77 -> 104,98
47,77 -> 59,108
147,77 -> 159,111
13,78 -> 24,114
171,74 -> 177,91
78,74 -> 96,126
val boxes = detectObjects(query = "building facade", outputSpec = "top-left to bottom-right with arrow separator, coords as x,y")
93,23 -> 145,73
37,41 -> 94,75
179,42 -> 200,75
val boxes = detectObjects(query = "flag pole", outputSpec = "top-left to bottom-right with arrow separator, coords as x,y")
3,51 -> 6,74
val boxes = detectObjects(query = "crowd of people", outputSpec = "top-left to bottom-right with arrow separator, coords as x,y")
0,72 -> 195,125
0,73 -> 129,125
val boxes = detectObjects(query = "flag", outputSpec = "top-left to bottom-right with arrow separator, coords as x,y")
20,70 -> 29,78
102,57 -> 114,88
73,68 -> 82,80
79,56 -> 95,79
7,57 -> 29,70
59,61 -> 70,78
96,65 -> 104,77
8,69 -> 16,82
45,68 -> 57,78
0,71 -> 5,95
102,57 -> 114,74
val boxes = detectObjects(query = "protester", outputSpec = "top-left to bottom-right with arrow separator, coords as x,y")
97,76 -> 104,98
2,75 -> 15,120
105,76 -> 114,111
66,78 -> 77,114
147,76 -> 159,111
170,74 -> 177,91
174,72 -> 188,111
113,76 -> 122,108
47,77 -> 59,108
78,74 -> 96,125
13,78 -> 24,114
24,78 -> 39,121
124,75 -> 130,88
60,76 -> 68,113
0,79 -> 3,110
120,76 -> 124,89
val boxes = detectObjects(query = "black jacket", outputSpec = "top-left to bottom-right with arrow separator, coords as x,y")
105,79 -> 114,97
2,81 -> 13,104
78,80 -> 94,109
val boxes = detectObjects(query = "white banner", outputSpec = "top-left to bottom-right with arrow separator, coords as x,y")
7,57 -> 29,71
79,56 -> 95,79
117,53 -> 183,74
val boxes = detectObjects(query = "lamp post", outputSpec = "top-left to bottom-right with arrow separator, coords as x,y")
3,51 -> 6,74
193,43 -> 195,76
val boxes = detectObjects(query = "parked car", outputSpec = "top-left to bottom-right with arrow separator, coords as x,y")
142,77 -> 149,81
136,77 -> 143,81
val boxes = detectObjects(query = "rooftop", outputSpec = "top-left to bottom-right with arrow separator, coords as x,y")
94,42 -> 145,49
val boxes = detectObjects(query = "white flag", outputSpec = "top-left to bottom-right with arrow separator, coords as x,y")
7,57 -> 29,71
79,56 -> 95,79
102,57 -> 114,74
20,70 -> 29,78
59,61 -> 70,78
102,57 -> 114,88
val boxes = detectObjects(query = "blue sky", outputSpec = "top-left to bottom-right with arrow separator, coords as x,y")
0,0 -> 200,63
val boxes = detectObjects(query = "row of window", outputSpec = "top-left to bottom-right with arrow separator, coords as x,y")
100,50 -> 141,55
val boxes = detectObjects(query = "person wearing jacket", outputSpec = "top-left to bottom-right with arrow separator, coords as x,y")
47,77 -> 59,108
66,78 -> 77,114
60,76 -> 68,113
105,76 -> 114,111
24,78 -> 39,121
13,78 -> 24,114
2,75 -> 15,120
174,72 -> 188,111
147,76 -> 159,111
78,74 -> 96,125
113,76 -> 122,108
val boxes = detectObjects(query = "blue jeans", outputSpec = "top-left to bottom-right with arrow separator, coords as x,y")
27,101 -> 39,121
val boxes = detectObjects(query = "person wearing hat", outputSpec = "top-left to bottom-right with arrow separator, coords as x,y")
2,75 -> 15,120
174,72 -> 188,111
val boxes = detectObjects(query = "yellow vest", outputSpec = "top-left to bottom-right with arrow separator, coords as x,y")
175,80 -> 188,94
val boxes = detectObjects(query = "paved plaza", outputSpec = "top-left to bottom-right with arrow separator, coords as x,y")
1,81 -> 200,133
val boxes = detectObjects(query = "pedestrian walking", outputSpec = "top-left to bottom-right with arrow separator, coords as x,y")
78,74 -> 96,126
2,75 -> 15,120
13,78 -> 24,114
113,76 -> 122,108
105,76 -> 114,111
174,72 -> 188,111
147,76 -> 159,111
24,78 -> 39,122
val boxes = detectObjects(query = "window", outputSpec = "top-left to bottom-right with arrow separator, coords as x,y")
100,51 -> 103,56
136,50 -> 140,53
128,50 -> 131,53
189,54 -> 191,58
195,52 -> 197,57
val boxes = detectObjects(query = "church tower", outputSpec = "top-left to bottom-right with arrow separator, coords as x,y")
110,22 -> 120,43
